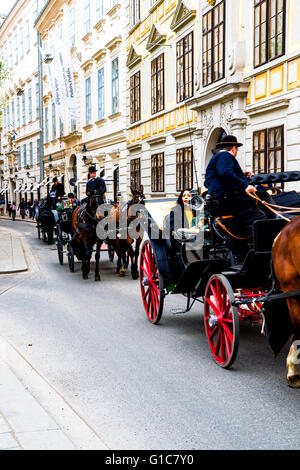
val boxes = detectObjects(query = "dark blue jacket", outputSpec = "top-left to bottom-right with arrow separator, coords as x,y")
86,177 -> 106,196
204,150 -> 249,198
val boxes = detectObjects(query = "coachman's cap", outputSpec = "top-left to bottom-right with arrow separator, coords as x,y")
88,166 -> 96,173
52,176 -> 58,182
68,193 -> 75,198
216,135 -> 243,149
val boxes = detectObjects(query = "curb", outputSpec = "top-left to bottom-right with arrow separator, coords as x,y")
0,216 -> 36,224
0,230 -> 28,274
0,338 -> 109,450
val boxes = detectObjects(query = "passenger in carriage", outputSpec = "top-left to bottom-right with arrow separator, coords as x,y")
164,189 -> 202,238
204,134 -> 269,237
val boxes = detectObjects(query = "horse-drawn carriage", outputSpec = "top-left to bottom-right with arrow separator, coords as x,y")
139,171 -> 300,382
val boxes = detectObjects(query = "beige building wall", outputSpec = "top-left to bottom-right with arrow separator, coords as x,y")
126,0 -> 200,198
35,0 -> 128,201
0,0 -> 45,208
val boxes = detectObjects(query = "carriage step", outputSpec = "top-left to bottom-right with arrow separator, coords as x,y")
171,308 -> 188,315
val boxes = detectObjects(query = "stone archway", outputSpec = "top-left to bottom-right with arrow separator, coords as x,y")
204,127 -> 227,169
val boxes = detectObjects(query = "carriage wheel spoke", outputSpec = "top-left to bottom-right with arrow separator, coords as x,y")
206,297 -> 219,315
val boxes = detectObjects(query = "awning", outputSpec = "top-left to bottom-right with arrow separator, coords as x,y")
33,177 -> 48,190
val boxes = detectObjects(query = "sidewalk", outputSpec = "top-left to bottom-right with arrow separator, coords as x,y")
0,215 -> 35,224
0,229 -> 27,274
0,362 -> 76,450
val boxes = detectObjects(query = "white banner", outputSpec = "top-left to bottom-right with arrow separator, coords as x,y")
56,39 -> 78,121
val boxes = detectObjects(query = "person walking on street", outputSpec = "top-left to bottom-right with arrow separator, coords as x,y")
1,198 -> 5,215
7,201 -> 12,218
27,199 -> 34,219
18,199 -> 27,219
11,201 -> 16,221
33,199 -> 39,220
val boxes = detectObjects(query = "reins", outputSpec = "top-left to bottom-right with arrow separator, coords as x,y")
215,217 -> 251,240
248,192 -> 300,222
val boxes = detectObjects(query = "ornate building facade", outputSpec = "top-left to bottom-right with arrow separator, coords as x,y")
0,0 -> 47,207
191,0 -> 300,192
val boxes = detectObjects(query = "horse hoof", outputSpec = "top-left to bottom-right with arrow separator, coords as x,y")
131,272 -> 139,280
287,375 -> 300,388
95,276 -> 101,281
83,275 -> 88,280
119,272 -> 125,277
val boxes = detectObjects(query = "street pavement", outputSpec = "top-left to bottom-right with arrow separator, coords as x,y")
1,219 -> 300,450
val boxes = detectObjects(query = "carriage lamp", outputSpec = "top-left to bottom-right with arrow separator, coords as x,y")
44,54 -> 54,64
48,155 -> 53,162
16,87 -> 24,96
49,163 -> 53,169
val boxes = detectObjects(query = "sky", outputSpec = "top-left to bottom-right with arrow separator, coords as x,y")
0,0 -> 17,16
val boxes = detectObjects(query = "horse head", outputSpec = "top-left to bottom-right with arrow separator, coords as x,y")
87,190 -> 105,217
130,184 -> 145,206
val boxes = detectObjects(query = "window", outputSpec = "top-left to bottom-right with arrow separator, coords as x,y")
19,26 -> 24,59
17,96 -> 20,127
52,103 -> 56,140
59,118 -> 64,137
151,153 -> 164,192
30,142 -> 33,165
84,0 -> 91,35
25,20 -> 30,51
28,88 -> 32,122
130,71 -> 140,124
177,31 -> 193,102
85,77 -> 92,125
130,0 -> 140,26
130,158 -> 141,190
71,119 -> 76,132
9,40 -> 13,68
23,144 -> 27,167
44,107 -> 49,143
254,0 -> 285,67
112,58 -> 119,114
69,6 -> 75,47
36,83 -> 40,120
253,126 -> 284,174
14,33 -> 18,63
202,1 -> 225,87
98,67 -> 105,120
176,147 -> 193,191
151,53 -> 164,114
11,100 -> 15,129
17,146 -> 21,168
7,104 -> 10,130
22,93 -> 26,125
96,0 -> 104,22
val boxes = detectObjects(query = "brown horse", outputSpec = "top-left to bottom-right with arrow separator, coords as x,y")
272,215 -> 300,387
96,185 -> 145,279
71,190 -> 105,280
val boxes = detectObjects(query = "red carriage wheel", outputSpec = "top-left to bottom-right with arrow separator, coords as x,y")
204,274 -> 239,368
139,241 -> 164,324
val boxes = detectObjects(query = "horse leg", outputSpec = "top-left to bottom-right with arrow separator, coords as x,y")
130,239 -> 140,280
95,241 -> 101,281
82,243 -> 91,280
286,298 -> 300,388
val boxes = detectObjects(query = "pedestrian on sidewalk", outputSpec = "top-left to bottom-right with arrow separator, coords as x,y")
33,199 -> 39,220
18,199 -> 27,219
11,201 -> 16,221
27,199 -> 34,219
1,198 -> 5,215
7,201 -> 12,217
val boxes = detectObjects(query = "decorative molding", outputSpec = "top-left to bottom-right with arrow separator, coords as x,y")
93,18 -> 106,32
92,48 -> 107,65
107,3 -> 121,19
146,24 -> 167,52
108,112 -> 122,120
170,0 -> 196,32
81,31 -> 92,44
171,126 -> 196,139
127,142 -> 142,152
149,0 -> 164,14
95,118 -> 107,127
126,45 -> 142,69
245,98 -> 290,116
105,36 -> 122,52
147,135 -> 166,145
80,59 -> 93,73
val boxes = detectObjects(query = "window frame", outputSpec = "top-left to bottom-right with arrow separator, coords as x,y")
151,152 -> 165,192
202,0 -> 225,87
254,0 -> 286,68
85,76 -> 92,125
130,157 -> 141,190
151,53 -> 164,114
252,125 -> 284,174
176,146 -> 193,192
176,31 -> 194,103
97,67 -> 105,120
130,70 -> 141,124
112,57 -> 119,115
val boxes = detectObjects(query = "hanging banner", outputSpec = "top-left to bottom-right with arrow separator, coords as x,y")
56,38 -> 78,121
39,45 -> 65,122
